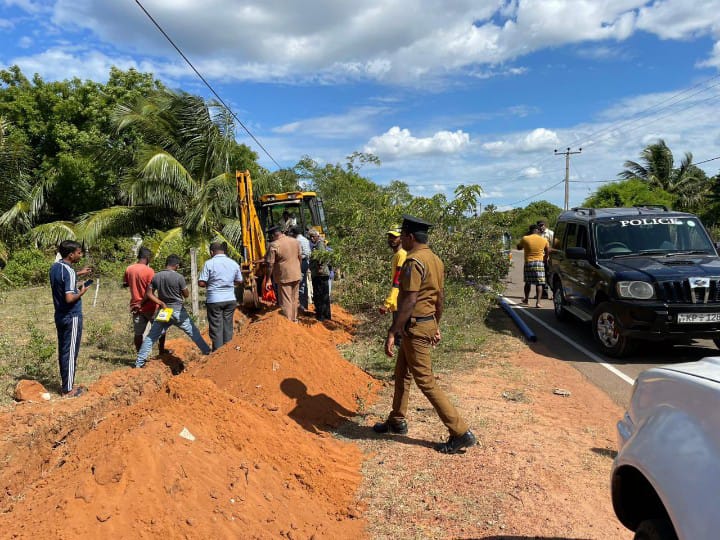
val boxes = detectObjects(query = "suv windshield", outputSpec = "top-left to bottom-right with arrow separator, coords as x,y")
593,217 -> 715,258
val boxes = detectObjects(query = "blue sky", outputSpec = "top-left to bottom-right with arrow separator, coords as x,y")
3,0 -> 720,210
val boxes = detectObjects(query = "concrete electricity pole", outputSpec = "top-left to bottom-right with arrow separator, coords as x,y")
554,147 -> 582,210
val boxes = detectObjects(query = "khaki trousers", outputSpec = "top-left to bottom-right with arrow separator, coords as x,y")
388,320 -> 469,436
278,280 -> 300,322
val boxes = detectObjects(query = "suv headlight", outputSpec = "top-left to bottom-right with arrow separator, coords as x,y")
617,281 -> 655,299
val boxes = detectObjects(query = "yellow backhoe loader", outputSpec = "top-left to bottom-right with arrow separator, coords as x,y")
236,170 -> 328,308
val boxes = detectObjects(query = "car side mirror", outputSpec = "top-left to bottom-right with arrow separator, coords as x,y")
566,247 -> 588,260
714,242 -> 720,251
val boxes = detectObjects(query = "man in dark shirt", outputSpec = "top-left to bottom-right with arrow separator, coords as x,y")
135,254 -> 210,368
49,240 -> 92,397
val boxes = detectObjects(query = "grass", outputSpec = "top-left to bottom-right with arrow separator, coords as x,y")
0,280 -> 209,405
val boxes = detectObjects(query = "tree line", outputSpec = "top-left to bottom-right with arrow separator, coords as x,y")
0,66 -> 510,311
5,65 -> 712,306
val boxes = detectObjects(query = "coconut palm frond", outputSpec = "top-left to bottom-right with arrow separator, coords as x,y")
619,160 -> 648,181
0,238 -> 8,266
0,199 -> 32,232
217,221 -> 244,259
141,151 -> 197,197
146,227 -> 184,259
75,206 -> 150,244
28,173 -> 59,218
184,173 -> 236,233
29,221 -> 77,248
113,96 -> 175,148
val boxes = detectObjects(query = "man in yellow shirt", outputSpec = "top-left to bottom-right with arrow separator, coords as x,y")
379,225 -> 407,319
516,223 -> 549,308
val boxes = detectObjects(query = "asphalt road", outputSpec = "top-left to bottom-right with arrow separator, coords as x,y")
502,250 -> 720,408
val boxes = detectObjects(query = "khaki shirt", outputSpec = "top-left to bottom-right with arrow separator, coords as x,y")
399,244 -> 444,318
267,235 -> 302,283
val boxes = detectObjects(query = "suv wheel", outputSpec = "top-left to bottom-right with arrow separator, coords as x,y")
552,281 -> 568,321
633,518 -> 677,540
592,302 -> 636,357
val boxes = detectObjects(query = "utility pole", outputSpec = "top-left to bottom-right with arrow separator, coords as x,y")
554,147 -> 582,210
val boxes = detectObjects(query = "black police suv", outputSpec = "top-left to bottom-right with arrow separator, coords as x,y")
548,206 -> 720,357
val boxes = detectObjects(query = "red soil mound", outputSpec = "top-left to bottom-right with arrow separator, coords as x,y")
0,308 -> 379,539
197,307 -> 376,433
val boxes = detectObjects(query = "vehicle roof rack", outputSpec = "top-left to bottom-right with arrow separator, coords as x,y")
570,207 -> 596,216
634,204 -> 669,212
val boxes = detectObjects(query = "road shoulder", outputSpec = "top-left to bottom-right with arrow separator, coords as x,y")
345,310 -> 631,538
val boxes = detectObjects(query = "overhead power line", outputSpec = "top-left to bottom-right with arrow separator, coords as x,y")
134,0 -> 281,169
505,179 -> 565,207
566,75 -> 720,152
696,155 -> 720,166
497,73 -> 720,194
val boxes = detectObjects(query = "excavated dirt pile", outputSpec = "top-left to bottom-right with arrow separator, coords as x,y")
0,307 -> 379,539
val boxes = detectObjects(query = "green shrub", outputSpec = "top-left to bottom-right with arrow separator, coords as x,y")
84,320 -> 115,351
20,322 -> 56,382
3,248 -> 53,287
84,236 -> 137,280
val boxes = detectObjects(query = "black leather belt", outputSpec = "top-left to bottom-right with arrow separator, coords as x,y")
410,315 -> 435,323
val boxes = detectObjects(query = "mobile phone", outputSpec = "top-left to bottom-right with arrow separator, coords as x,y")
83,279 -> 94,288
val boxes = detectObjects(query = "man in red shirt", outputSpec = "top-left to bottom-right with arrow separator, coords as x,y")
123,247 -> 168,353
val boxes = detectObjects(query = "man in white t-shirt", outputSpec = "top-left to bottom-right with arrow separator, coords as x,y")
537,221 -> 554,298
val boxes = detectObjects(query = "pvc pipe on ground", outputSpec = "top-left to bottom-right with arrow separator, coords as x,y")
498,296 -> 537,342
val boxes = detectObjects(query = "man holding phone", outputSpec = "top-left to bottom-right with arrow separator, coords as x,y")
49,240 -> 92,398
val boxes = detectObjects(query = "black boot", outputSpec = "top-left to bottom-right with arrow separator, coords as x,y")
434,429 -> 477,454
372,419 -> 408,435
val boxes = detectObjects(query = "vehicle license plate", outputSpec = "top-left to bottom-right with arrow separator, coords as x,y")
677,313 -> 720,323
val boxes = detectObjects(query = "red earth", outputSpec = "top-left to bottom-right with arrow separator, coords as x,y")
0,307 -> 380,539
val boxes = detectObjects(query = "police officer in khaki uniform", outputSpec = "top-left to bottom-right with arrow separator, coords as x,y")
373,215 -> 476,454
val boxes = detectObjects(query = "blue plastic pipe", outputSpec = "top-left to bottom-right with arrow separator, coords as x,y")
498,296 -> 537,342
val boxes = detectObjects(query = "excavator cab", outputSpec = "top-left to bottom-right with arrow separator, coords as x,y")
258,191 -> 328,237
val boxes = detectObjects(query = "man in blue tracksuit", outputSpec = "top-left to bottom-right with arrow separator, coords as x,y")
49,240 -> 92,397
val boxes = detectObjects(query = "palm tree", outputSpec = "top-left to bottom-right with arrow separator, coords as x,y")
77,90 -> 243,246
620,139 -> 708,209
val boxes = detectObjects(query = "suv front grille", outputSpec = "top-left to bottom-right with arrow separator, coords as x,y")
657,279 -> 720,303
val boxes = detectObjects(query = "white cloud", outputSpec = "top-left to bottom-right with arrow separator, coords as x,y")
272,106 -> 388,138
482,127 -> 560,155
363,126 -> 470,158
6,46 -> 178,82
575,45 -> 631,61
698,40 -> 720,70
28,0 -> 716,86
3,0 -> 44,14
636,0 -> 720,40
522,166 -> 541,177
17,35 -> 32,48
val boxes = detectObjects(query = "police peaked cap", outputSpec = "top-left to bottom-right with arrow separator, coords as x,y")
401,214 -> 433,234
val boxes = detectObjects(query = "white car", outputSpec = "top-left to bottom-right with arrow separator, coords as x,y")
612,358 -> 720,539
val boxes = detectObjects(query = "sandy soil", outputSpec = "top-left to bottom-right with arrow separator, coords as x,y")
0,306 -> 631,539
351,310 -> 632,540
